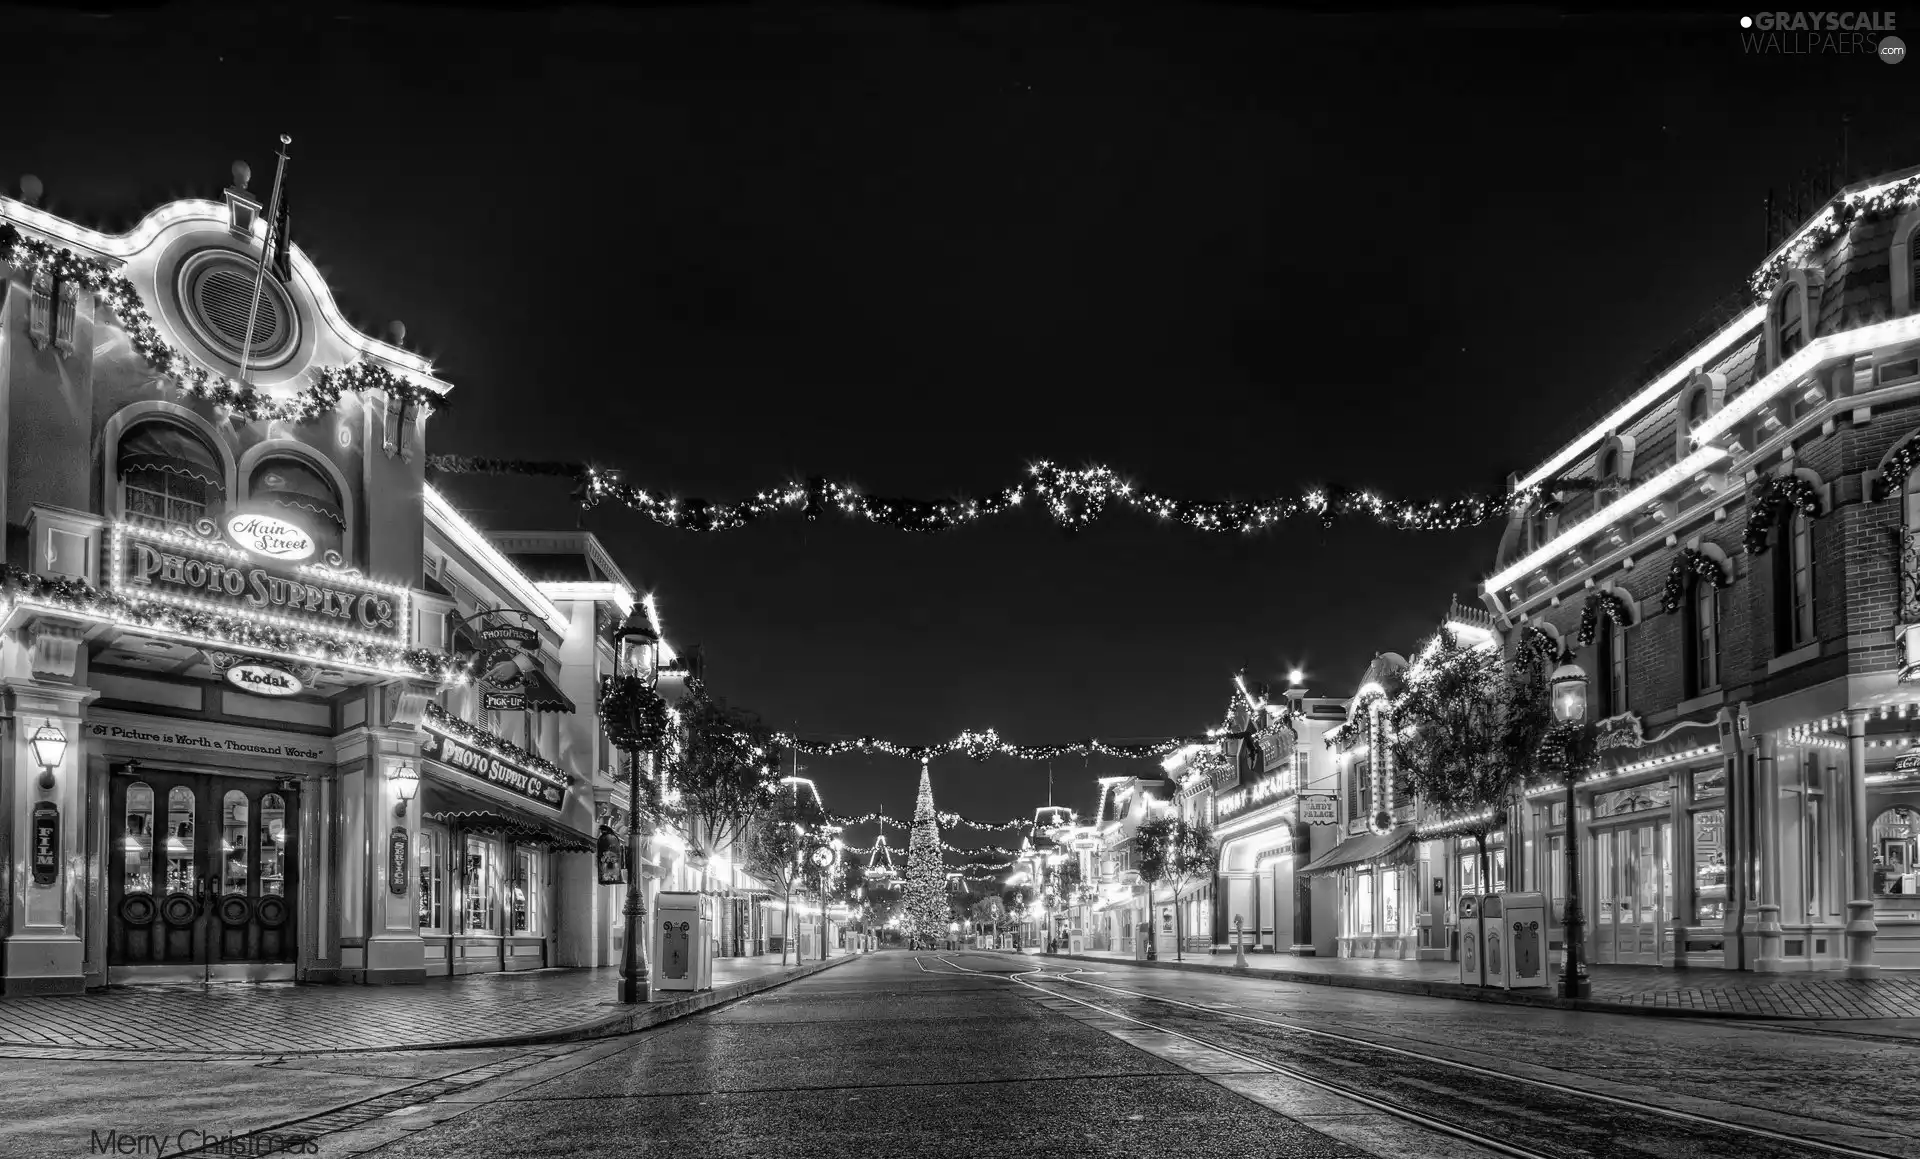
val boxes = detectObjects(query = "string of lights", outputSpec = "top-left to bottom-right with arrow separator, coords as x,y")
1,225 -> 443,424
424,457 -> 1606,535
835,811 -> 1032,832
774,727 -> 1214,762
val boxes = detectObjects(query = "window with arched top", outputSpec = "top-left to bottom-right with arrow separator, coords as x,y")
1599,448 -> 1619,480
1687,390 -> 1708,429
118,420 -> 226,530
1777,285 -> 1806,359
248,455 -> 344,561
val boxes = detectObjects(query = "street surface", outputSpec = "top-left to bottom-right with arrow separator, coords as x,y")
3,950 -> 1915,1158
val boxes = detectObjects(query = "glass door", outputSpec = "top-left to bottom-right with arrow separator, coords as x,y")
109,770 -> 298,982
1590,822 -> 1670,965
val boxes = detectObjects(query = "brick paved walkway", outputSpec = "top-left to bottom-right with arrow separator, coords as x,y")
0,952 -> 844,1056
1048,949 -> 1920,1020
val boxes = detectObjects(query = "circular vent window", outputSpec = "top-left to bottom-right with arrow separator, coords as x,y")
174,249 -> 299,369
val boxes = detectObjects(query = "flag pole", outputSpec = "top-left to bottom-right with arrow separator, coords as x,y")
238,134 -> 291,386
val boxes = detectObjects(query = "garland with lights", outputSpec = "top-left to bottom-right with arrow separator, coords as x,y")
422,702 -> 570,784
0,564 -> 463,682
1750,173 -> 1920,302
1660,548 -> 1731,615
1514,625 -> 1559,672
1576,590 -> 1634,646
1878,437 -> 1920,500
0,224 -> 442,424
773,727 -> 1214,762
1742,476 -> 1823,555
835,811 -> 1031,832
597,674 -> 672,753
424,456 -> 1609,536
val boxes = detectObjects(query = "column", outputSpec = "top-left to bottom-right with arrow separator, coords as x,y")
1754,734 -> 1786,972
1722,745 -> 1746,970
364,742 -> 426,984
1844,710 -> 1880,979
2,673 -> 100,995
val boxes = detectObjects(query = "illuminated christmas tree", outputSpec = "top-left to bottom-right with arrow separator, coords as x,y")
902,762 -> 949,946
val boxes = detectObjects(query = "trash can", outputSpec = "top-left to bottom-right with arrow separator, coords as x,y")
654,891 -> 713,992
1458,894 -> 1484,986
1479,894 -> 1508,989
1496,892 -> 1548,990
1068,934 -> 1085,955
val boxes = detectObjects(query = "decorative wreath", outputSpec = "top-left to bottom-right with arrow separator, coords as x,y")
1661,548 -> 1731,615
1576,590 -> 1634,645
598,674 -> 671,752
1743,476 -> 1822,555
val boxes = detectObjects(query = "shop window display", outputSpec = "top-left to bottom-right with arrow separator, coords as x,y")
1692,808 -> 1727,922
123,783 -> 155,896
1873,807 -> 1919,897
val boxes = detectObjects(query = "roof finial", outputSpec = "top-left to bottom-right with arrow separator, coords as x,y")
18,175 -> 42,206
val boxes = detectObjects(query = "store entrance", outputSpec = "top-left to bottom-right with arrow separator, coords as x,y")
1592,820 -> 1672,965
109,768 -> 300,983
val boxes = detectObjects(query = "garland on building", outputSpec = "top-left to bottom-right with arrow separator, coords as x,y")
1514,624 -> 1560,671
1576,589 -> 1634,645
1750,173 -> 1920,302
900,765 -> 950,942
424,456 -> 1607,536
772,727 -> 1213,762
421,702 -> 570,784
0,224 -> 443,424
1742,476 -> 1824,555
1660,548 -> 1732,614
0,564 -> 463,682
1878,437 -> 1920,500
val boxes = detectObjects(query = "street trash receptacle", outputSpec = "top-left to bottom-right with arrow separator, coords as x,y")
1479,894 -> 1508,989
1458,894 -> 1485,986
1069,934 -> 1085,955
655,891 -> 713,992
1496,892 -> 1548,990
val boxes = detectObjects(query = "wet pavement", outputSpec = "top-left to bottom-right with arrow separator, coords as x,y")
0,952 -> 841,1055
8,949 -> 1916,1158
1053,947 -> 1920,1020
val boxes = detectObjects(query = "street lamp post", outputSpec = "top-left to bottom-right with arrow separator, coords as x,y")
1550,652 -> 1593,1001
614,608 -> 662,1006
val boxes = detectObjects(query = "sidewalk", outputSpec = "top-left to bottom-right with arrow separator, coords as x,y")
0,950 -> 856,1057
1042,947 -> 1920,1023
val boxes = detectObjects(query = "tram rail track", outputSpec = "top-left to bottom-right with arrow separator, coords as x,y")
926,951 -> 1910,1159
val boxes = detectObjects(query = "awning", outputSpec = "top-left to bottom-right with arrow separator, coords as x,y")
251,459 -> 343,527
425,809 -> 595,852
119,423 -> 225,491
522,666 -> 576,713
1296,825 -> 1415,877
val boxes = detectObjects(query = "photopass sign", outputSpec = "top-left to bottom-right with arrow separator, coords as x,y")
110,522 -> 405,645
421,727 -> 566,812
456,609 -> 542,712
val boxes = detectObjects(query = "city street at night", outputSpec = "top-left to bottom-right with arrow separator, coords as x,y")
3,5 -> 1920,1157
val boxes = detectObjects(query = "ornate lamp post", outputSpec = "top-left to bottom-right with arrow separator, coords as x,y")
1549,652 -> 1593,1000
611,607 -> 663,1005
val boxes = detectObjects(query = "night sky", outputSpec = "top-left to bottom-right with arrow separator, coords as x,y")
8,7 -> 1916,846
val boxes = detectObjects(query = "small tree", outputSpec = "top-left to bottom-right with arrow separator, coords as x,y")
1391,630 -> 1513,892
1161,820 -> 1220,962
744,785 -> 827,965
1135,816 -> 1174,959
666,689 -> 776,954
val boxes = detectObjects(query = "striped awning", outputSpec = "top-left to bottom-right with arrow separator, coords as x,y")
1296,826 -> 1415,877
425,809 -> 595,852
522,666 -> 576,713
119,423 -> 225,491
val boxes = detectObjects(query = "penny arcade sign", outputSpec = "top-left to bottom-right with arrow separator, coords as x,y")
109,520 -> 408,646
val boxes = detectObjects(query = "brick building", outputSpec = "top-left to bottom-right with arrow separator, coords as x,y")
1482,165 -> 1920,976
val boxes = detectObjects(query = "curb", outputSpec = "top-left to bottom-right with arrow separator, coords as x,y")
370,951 -> 865,1052
1037,951 -> 1807,1022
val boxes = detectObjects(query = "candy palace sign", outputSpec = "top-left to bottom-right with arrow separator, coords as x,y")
110,523 -> 404,644
421,729 -> 566,812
